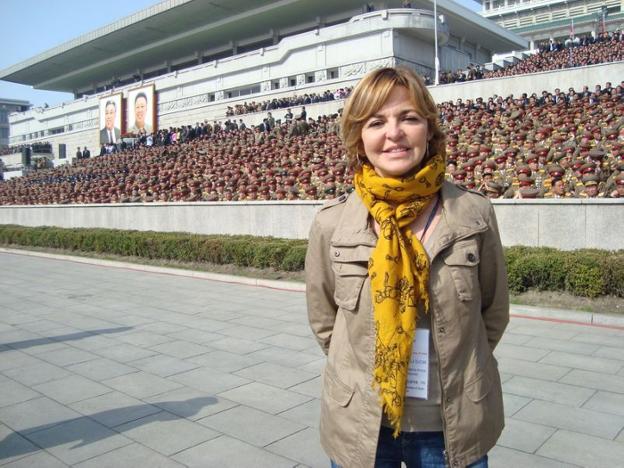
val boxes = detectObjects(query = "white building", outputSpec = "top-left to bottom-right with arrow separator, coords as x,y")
480,0 -> 624,44
0,98 -> 30,148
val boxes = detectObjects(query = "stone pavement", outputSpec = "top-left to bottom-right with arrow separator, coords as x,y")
0,251 -> 623,468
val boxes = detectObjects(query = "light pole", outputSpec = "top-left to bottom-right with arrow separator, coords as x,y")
434,0 -> 439,85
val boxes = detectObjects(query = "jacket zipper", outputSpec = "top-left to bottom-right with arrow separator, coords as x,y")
430,299 -> 452,467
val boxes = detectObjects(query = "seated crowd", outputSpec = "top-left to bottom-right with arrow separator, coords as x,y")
1,80 -> 622,204
0,142 -> 52,156
225,87 -> 352,117
424,30 -> 624,85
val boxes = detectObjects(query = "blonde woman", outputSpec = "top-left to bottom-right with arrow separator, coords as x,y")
306,67 -> 509,468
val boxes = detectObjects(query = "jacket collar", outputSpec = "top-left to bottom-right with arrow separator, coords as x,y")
331,182 -> 488,256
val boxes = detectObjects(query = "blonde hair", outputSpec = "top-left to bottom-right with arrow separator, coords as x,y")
341,67 -> 446,170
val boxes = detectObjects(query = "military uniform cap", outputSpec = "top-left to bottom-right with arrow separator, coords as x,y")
526,152 -> 538,163
462,159 -> 476,170
518,173 -> 534,185
552,151 -> 566,162
517,165 -> 532,176
582,174 -> 599,186
519,187 -> 540,198
588,148 -> 605,160
580,163 -> 595,174
485,181 -> 502,193
453,169 -> 467,180
484,159 -> 497,170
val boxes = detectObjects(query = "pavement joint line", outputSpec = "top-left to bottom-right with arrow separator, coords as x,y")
511,313 -> 624,331
2,247 -> 623,329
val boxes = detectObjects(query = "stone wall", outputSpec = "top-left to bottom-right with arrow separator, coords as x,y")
1,199 -> 622,250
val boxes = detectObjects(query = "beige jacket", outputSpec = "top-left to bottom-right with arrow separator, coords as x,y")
305,181 -> 509,468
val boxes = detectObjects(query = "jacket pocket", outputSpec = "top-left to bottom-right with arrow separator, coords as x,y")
464,357 -> 495,402
330,245 -> 370,312
443,238 -> 480,302
324,364 -> 355,406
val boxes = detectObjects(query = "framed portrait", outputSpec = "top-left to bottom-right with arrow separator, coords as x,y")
126,85 -> 156,135
98,93 -> 123,145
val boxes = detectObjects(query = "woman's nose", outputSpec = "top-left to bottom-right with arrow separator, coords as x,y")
386,121 -> 403,139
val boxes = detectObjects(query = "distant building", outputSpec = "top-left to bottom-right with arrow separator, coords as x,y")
480,0 -> 624,44
0,99 -> 30,147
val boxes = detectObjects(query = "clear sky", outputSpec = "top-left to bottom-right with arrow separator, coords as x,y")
0,0 -> 481,108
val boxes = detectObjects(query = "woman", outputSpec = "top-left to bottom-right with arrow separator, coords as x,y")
306,67 -> 509,468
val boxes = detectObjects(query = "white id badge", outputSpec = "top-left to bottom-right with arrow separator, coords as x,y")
405,329 -> 429,399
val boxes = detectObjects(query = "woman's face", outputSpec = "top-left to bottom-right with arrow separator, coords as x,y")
360,86 -> 430,178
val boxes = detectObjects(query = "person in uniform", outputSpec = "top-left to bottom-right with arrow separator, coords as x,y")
579,174 -> 601,198
608,174 -> 624,198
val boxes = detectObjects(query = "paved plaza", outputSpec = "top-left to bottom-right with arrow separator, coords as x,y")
0,251 -> 623,468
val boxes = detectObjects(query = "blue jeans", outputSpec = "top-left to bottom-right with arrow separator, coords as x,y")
331,426 -> 488,468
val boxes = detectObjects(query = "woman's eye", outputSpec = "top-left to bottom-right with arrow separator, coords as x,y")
368,121 -> 383,127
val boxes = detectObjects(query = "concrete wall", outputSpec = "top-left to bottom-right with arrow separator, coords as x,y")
1,200 -> 622,250
428,61 -> 624,103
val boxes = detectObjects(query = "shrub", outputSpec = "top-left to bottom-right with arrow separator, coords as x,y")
281,244 -> 308,271
564,256 -> 605,298
1,225 -> 623,298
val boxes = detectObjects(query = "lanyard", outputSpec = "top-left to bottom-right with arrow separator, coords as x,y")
419,195 -> 441,242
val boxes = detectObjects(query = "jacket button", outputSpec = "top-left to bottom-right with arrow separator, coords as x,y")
334,250 -> 340,257
439,327 -> 445,334
467,253 -> 476,262
446,397 -> 451,404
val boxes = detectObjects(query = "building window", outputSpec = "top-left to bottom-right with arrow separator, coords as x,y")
327,68 -> 339,79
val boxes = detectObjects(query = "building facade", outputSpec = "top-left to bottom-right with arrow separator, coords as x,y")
0,99 -> 30,148
481,0 -> 624,44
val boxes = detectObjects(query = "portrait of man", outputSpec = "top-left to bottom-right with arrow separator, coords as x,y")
99,99 -> 122,144
127,86 -> 155,134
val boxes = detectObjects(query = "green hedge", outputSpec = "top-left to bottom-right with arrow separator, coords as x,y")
504,246 -> 624,298
0,225 -> 308,272
1,225 -> 622,298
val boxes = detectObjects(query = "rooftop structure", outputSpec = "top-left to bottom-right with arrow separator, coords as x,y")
480,0 -> 624,43
1,0 -> 524,97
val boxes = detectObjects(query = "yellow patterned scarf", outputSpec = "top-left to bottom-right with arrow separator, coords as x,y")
353,154 -> 445,437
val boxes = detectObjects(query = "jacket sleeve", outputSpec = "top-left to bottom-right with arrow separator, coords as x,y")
479,203 -> 509,352
305,214 -> 338,355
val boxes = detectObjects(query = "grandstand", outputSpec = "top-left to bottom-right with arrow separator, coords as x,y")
0,0 -> 524,161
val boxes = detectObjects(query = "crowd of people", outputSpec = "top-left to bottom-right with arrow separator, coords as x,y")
423,30 -> 624,85
225,87 -> 352,117
0,115 -> 347,204
439,81 -> 624,199
1,77 -> 622,204
484,30 -> 624,79
0,142 -> 52,156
